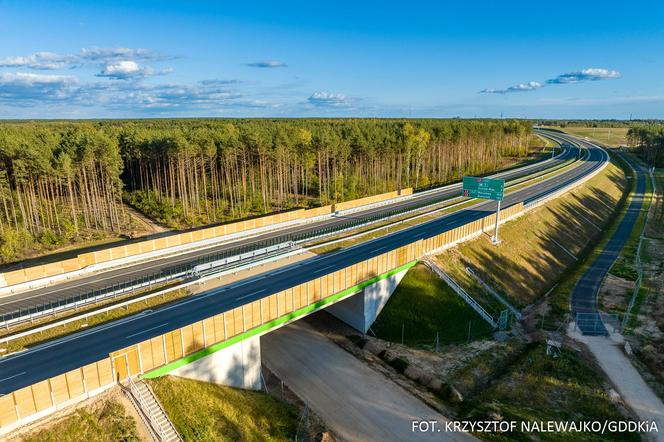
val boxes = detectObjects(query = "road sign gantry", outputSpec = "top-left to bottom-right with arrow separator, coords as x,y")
462,176 -> 505,244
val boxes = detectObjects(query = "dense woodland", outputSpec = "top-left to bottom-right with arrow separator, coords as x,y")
0,119 -> 535,262
627,125 -> 664,167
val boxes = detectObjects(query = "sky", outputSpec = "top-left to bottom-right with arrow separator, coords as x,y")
0,0 -> 663,119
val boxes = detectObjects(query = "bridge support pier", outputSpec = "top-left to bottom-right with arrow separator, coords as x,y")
327,268 -> 408,333
171,335 -> 262,390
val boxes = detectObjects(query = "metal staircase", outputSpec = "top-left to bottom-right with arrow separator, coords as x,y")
124,377 -> 181,442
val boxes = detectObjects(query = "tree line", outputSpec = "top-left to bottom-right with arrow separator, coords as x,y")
627,125 -> 664,167
0,119 -> 534,262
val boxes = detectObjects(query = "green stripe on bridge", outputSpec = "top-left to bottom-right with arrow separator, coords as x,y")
141,259 -> 418,379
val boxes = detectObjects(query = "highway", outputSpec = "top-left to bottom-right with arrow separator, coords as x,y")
571,150 -> 646,335
0,131 -> 607,394
0,136 -> 575,319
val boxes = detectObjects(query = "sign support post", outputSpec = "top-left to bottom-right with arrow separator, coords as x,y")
492,199 -> 501,244
462,176 -> 504,246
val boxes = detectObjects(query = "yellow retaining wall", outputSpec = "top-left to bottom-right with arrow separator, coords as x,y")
0,201 -> 524,432
1,188 -> 412,287
0,358 -> 114,429
332,188 -> 412,212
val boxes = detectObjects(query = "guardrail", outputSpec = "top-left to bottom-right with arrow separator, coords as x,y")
0,240 -> 299,328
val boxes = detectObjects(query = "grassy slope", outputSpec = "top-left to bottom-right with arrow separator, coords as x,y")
148,376 -> 298,442
463,343 -> 639,442
21,399 -> 141,442
370,263 -> 494,346
436,160 -> 627,319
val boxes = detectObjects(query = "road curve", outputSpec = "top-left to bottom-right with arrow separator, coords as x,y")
0,131 -> 607,394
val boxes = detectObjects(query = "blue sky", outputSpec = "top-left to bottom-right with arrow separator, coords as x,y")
1,0 -> 663,119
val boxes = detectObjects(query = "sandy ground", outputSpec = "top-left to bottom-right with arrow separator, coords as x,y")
262,321 -> 475,442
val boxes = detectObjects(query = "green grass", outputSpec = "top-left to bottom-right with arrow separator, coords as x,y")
463,343 -> 639,441
646,167 -> 664,239
22,399 -> 140,442
547,126 -> 629,147
371,263 -> 494,346
148,376 -> 298,442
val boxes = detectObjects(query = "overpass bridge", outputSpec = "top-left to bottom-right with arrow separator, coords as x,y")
0,131 -> 609,434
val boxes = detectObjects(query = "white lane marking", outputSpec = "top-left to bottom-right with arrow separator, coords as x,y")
0,371 -> 26,383
126,323 -> 169,339
237,289 -> 265,301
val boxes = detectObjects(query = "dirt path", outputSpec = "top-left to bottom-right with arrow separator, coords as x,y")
262,321 -> 474,442
569,328 -> 664,441
124,204 -> 169,234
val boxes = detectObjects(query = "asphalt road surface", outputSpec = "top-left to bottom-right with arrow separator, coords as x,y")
0,136 -> 574,317
571,150 -> 646,335
0,131 -> 606,394
263,321 -> 474,442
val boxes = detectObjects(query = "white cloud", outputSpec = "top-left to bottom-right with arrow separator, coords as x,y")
245,60 -> 287,68
0,72 -> 79,101
546,68 -> 621,84
0,52 -> 76,70
0,48 -> 173,76
97,60 -> 143,79
480,81 -> 542,94
307,91 -> 348,106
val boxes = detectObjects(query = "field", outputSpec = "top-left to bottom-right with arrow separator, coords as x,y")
436,159 -> 627,325
148,376 -> 299,442
546,126 -> 629,147
370,263 -> 494,346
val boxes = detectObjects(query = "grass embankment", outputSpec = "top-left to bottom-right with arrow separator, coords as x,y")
1,286 -> 189,354
148,376 -> 298,442
461,343 -> 639,442
20,399 -> 141,442
436,159 -> 627,325
546,126 -> 629,147
370,263 -> 494,347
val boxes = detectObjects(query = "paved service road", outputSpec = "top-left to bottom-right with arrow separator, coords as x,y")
0,131 -> 607,394
263,321 -> 474,442
0,138 -> 574,317
571,149 -> 646,335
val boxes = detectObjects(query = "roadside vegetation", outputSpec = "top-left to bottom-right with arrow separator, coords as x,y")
148,376 -> 299,442
371,263 -> 494,346
0,119 -> 538,262
462,343 -> 639,441
19,398 -> 141,442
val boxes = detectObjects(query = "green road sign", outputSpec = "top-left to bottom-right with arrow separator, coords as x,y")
462,176 -> 504,201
